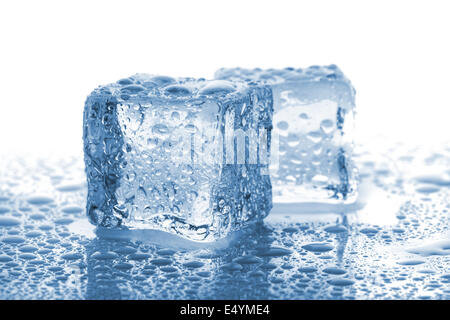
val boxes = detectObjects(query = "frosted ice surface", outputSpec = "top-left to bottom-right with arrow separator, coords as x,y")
215,65 -> 358,204
83,75 -> 273,241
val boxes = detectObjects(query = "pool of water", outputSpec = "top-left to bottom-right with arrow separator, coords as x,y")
0,140 -> 449,300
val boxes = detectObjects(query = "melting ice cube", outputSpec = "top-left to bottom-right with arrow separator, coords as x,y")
83,75 -> 273,241
216,65 -> 358,205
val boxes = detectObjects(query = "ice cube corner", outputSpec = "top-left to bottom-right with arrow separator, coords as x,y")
83,74 -> 273,241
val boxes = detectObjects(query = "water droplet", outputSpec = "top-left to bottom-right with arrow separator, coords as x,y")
164,85 -> 191,96
323,267 -> 347,275
233,255 -> 262,265
157,249 -> 176,256
92,251 -> 118,260
115,246 -> 137,255
306,131 -> 323,143
160,266 -> 178,273
277,121 -> 289,130
298,266 -> 318,273
199,80 -> 235,96
0,206 -> 10,214
19,253 -> 37,260
221,262 -> 243,272
320,119 -> 334,134
19,245 -> 38,253
25,231 -> 43,238
27,196 -> 53,205
256,247 -> 292,257
299,113 -> 309,119
117,78 -> 134,85
120,85 -> 145,94
61,206 -> 83,214
0,255 -> 13,263
151,258 -> 172,266
29,213 -> 46,221
184,124 -> 198,133
113,262 -> 133,270
56,184 -> 83,192
129,253 -> 150,261
171,111 -> 181,120
416,186 -> 440,194
324,225 -> 347,234
0,217 -> 20,227
360,228 -> 378,236
55,218 -> 74,225
397,260 -> 425,266
2,236 -> 25,244
183,261 -> 204,269
61,252 -> 83,261
152,124 -> 170,136
150,76 -> 176,86
302,243 -> 334,253
327,279 -> 354,286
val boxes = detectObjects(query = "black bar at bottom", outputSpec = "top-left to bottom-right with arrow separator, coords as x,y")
0,299 -> 447,319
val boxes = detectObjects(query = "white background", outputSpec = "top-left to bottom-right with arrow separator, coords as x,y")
1,0 -> 449,155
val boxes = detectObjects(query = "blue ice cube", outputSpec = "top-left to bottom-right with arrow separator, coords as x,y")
216,65 -> 357,205
83,75 -> 273,241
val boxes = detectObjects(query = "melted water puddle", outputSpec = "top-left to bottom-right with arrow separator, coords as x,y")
0,143 -> 449,299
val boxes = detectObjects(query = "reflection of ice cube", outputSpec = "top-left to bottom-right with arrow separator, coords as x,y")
215,65 -> 358,204
83,75 -> 273,241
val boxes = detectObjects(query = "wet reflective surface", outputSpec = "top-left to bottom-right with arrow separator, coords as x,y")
0,140 -> 449,299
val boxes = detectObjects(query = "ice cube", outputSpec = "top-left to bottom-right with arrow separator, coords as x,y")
83,75 -> 273,241
215,65 -> 358,205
